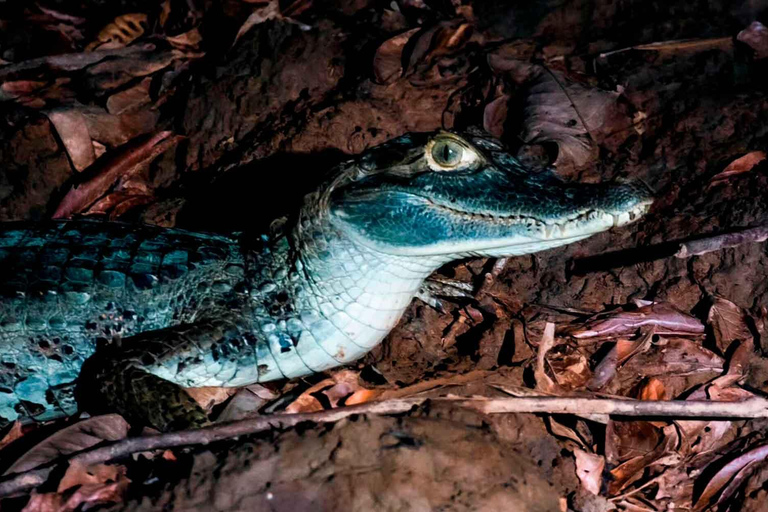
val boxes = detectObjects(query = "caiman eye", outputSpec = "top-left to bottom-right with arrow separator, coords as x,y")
426,135 -> 481,171
431,140 -> 463,167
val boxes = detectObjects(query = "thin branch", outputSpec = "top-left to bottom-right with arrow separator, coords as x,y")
2,396 -> 768,497
676,225 -> 768,258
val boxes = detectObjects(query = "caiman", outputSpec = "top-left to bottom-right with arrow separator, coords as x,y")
0,131 -> 653,431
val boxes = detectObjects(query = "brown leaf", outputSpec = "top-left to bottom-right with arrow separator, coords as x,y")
563,303 -> 705,341
233,2 -> 282,47
58,461 -> 126,492
483,94 -> 509,138
185,387 -> 238,413
707,296 -> 752,354
609,425 -> 680,494
44,108 -> 96,171
622,337 -> 724,378
24,480 -> 129,512
549,351 -> 591,390
574,449 -> 605,495
106,77 -> 152,115
535,322 -> 561,393
286,370 -> 369,413
166,28 -> 203,52
86,13 -> 148,52
53,131 -> 182,219
5,415 -> 129,475
489,59 -> 623,169
372,28 -> 420,85
737,21 -> 768,60
0,421 -> 25,451
711,151 -> 766,182
693,443 -> 768,511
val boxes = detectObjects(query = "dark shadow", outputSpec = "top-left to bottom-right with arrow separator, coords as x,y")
174,149 -> 347,235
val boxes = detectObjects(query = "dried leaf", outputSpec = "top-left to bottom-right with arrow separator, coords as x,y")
185,387 -> 238,413
58,461 -> 126,492
622,337 -> 723,377
24,479 -> 129,512
549,351 -> 591,390
166,28 -> 203,52
106,77 -> 152,115
286,370 -> 368,413
372,28 -> 420,84
53,131 -> 182,219
563,303 -> 704,341
0,421 -> 25,451
609,425 -> 679,494
693,443 -> 768,511
489,58 -> 623,169
44,108 -> 96,171
233,2 -> 282,47
737,21 -> 768,60
574,449 -> 605,495
483,94 -> 509,138
86,13 -> 148,52
535,323 -> 561,393
711,151 -> 766,182
5,415 -> 129,475
707,296 -> 753,353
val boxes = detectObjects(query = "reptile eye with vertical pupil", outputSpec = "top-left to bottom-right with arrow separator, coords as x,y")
431,140 -> 463,167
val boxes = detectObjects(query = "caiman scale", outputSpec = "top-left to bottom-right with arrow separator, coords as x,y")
0,131 -> 653,431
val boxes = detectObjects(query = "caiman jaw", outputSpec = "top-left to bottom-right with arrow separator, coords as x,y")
427,200 -> 652,240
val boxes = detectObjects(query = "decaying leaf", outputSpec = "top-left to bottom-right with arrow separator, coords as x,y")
574,449 -> 605,495
372,21 -> 472,85
57,461 -> 127,493
53,131 -> 183,219
707,296 -> 753,354
373,28 -> 420,84
44,108 -> 96,171
285,369 -> 372,413
106,77 -> 152,115
185,387 -> 238,413
622,337 -> 724,378
5,415 -> 129,475
562,302 -> 705,341
737,21 -> 768,60
488,56 -> 626,169
693,443 -> 768,511
710,151 -> 766,182
0,421 -> 25,451
609,425 -> 680,494
534,322 -> 561,393
483,93 -> 509,138
86,14 -> 148,52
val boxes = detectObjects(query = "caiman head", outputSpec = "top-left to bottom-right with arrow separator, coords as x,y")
323,131 -> 653,260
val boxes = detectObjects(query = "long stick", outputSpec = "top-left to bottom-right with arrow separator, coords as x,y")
1,396 -> 767,497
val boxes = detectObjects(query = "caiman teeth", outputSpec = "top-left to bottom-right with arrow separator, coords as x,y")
430,200 -> 649,239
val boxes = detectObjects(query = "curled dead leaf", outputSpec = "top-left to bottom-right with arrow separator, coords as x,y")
44,108 -> 95,172
185,387 -> 238,413
562,302 -> 704,341
707,295 -> 752,354
710,151 -> 766,182
372,28 -> 420,84
86,14 -> 148,52
574,449 -> 605,495
737,21 -> 768,60
53,131 -> 183,219
534,322 -> 561,393
5,415 -> 129,475
693,443 -> 768,511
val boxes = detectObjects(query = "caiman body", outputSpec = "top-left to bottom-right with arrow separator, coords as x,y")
0,131 -> 653,430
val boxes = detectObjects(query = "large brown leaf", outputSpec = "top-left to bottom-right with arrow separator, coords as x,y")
5,415 -> 129,475
707,296 -> 752,354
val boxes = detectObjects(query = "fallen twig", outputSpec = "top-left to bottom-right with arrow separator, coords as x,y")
675,225 -> 768,258
1,395 -> 767,497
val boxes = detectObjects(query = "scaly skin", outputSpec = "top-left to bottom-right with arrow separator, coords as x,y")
0,131 -> 653,430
